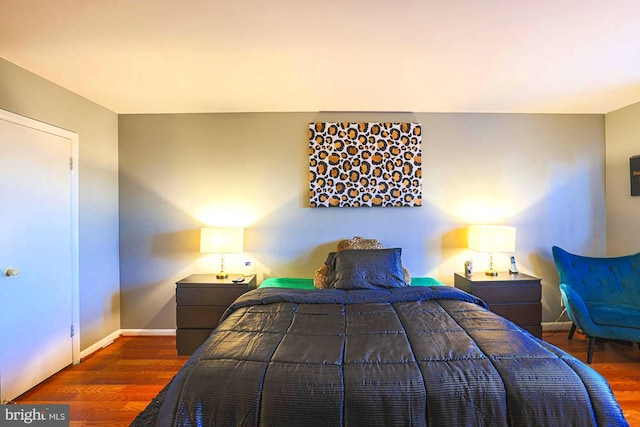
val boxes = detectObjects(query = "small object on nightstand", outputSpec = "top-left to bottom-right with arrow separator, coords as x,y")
509,256 -> 519,274
243,260 -> 253,276
232,277 -> 245,283
464,259 -> 473,276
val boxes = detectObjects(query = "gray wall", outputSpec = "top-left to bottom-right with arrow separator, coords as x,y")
0,59 -> 120,349
605,101 -> 640,256
1,55 -> 609,339
119,111 -> 605,329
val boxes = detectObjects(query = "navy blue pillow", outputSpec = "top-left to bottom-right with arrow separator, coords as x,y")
331,248 -> 407,290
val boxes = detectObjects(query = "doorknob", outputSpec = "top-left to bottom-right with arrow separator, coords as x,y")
3,268 -> 20,277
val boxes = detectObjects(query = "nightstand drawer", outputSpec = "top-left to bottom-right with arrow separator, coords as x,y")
176,287 -> 247,306
176,305 -> 228,328
454,272 -> 542,338
176,329 -> 215,355
471,284 -> 541,304
175,274 -> 256,355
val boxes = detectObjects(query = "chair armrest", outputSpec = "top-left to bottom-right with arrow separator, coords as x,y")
559,283 -> 597,335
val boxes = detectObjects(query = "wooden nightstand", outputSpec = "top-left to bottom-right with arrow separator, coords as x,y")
175,273 -> 257,355
454,272 -> 542,338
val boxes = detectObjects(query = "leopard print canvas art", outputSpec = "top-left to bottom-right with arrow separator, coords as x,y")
309,122 -> 422,207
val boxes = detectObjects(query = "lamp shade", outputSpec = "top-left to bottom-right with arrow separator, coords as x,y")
200,227 -> 243,254
468,225 -> 516,253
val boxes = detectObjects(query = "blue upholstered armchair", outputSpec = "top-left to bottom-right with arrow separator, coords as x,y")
552,246 -> 640,363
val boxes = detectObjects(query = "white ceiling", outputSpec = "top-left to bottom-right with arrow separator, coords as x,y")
2,0 -> 640,114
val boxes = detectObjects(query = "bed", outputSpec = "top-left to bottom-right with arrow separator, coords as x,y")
133,273 -> 628,426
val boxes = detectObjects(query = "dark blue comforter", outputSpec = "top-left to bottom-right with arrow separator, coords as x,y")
154,286 -> 627,426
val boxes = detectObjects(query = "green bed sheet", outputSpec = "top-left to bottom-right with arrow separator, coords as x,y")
259,276 -> 445,289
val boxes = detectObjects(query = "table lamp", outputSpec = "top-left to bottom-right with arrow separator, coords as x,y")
200,227 -> 243,279
468,225 -> 516,276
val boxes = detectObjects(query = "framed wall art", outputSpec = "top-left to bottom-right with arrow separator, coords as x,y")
309,122 -> 422,207
631,155 -> 640,196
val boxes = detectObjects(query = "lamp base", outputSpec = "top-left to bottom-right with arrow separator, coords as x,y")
485,269 -> 498,276
216,271 -> 228,279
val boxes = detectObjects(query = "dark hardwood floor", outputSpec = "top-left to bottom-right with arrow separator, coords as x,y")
14,336 -> 189,426
14,332 -> 640,426
544,328 -> 640,426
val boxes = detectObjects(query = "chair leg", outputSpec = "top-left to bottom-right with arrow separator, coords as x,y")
568,323 -> 577,340
587,336 -> 595,364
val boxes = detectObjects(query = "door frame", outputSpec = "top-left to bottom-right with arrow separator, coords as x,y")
0,108 -> 80,365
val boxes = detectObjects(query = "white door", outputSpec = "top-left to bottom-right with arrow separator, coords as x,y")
0,111 -> 78,402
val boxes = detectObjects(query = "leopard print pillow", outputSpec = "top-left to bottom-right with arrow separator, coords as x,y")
313,265 -> 332,289
337,236 -> 384,251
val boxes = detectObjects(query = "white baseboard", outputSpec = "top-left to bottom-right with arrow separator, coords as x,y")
121,329 -> 176,336
79,329 -> 122,359
80,329 -> 176,360
542,321 -> 573,332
